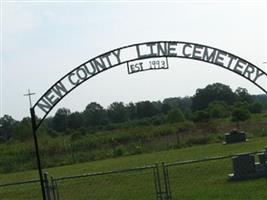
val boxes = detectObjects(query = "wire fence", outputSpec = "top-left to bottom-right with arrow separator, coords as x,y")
0,179 -> 41,200
164,152 -> 267,200
53,165 -> 158,200
1,151 -> 267,200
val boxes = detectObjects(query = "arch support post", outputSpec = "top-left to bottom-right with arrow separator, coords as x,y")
30,108 -> 46,200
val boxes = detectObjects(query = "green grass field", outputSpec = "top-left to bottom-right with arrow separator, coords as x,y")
1,136 -> 267,200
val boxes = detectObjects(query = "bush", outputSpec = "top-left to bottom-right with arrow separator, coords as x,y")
113,145 -> 125,157
177,121 -> 195,132
231,104 -> 250,129
46,129 -> 59,138
167,108 -> 185,123
249,102 -> 264,113
151,115 -> 167,125
207,101 -> 230,119
153,126 -> 175,137
193,111 -> 210,122
185,136 -> 211,146
128,143 -> 143,155
71,131 -> 84,141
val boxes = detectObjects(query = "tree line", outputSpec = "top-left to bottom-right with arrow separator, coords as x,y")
1,82 -> 267,142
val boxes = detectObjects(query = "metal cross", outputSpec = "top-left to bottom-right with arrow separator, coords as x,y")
23,89 -> 36,108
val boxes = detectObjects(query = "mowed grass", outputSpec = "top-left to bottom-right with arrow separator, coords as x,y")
168,159 -> 267,200
1,136 -> 267,200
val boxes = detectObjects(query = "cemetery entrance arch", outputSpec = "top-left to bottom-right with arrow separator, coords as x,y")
29,41 -> 267,200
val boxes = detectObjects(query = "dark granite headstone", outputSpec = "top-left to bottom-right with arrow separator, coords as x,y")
224,130 -> 246,144
232,153 -> 256,176
258,152 -> 267,164
229,150 -> 267,181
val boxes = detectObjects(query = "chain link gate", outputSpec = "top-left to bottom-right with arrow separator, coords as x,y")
43,172 -> 60,200
43,165 -> 172,200
154,163 -> 172,200
4,152 -> 267,200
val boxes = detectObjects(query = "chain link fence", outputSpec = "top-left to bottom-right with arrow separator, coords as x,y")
1,152 -> 267,200
0,179 -> 41,200
52,165 -> 158,200
164,153 -> 267,200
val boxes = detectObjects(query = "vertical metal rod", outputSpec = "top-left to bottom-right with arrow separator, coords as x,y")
55,180 -> 60,200
30,108 -> 46,200
50,176 -> 55,200
162,162 -> 169,200
44,172 -> 51,200
51,176 -> 60,200
165,166 -> 172,200
153,166 -> 160,200
156,164 -> 163,200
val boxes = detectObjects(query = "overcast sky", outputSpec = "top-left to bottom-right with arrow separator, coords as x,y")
1,0 -> 267,120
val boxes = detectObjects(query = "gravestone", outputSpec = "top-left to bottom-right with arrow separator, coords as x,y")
224,129 -> 246,144
255,151 -> 267,175
232,153 -> 256,177
229,153 -> 256,180
229,151 -> 267,181
258,152 -> 267,164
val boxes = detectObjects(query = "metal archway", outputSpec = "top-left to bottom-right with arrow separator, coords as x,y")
29,41 -> 267,200
32,41 -> 267,130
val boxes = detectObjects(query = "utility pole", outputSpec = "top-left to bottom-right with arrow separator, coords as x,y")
24,89 -> 47,200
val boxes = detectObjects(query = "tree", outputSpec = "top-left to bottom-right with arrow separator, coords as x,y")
161,103 -> 172,114
135,101 -> 159,119
231,104 -> 250,129
107,102 -> 128,123
207,101 -> 230,119
252,94 -> 267,108
192,83 -> 236,111
235,87 -> 252,103
193,110 -> 210,122
126,102 -> 137,120
52,108 -> 70,132
13,117 -> 32,141
248,101 -> 264,113
151,101 -> 163,114
68,112 -> 83,129
163,97 -> 192,113
0,115 -> 17,141
167,108 -> 185,123
163,97 -> 180,108
83,102 -> 107,127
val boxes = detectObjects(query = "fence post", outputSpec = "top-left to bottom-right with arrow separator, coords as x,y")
153,164 -> 163,200
162,162 -> 172,200
165,165 -> 172,200
44,172 -> 52,200
50,176 -> 60,200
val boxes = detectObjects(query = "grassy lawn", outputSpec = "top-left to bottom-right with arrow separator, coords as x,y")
168,159 -> 267,200
1,136 -> 267,199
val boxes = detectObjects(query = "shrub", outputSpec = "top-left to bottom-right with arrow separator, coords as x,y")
71,131 -> 84,141
167,108 -> 185,123
113,145 -> 125,157
231,104 -> 250,129
207,101 -> 230,119
185,136 -> 211,146
151,115 -> 167,125
249,102 -> 264,113
47,129 -> 59,138
193,111 -> 210,122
